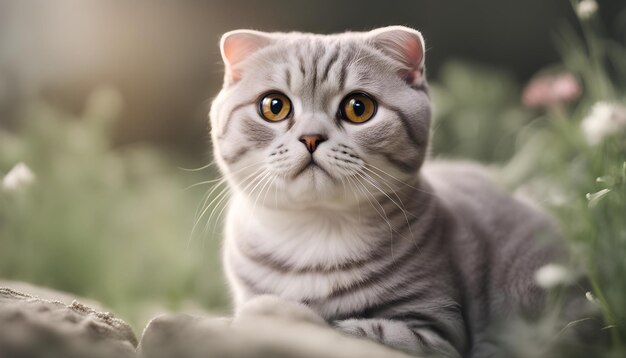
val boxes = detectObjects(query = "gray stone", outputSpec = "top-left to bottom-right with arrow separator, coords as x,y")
0,285 -> 137,358
138,295 -> 415,358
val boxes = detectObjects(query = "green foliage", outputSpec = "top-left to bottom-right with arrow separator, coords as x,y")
0,89 -> 229,329
430,61 -> 529,164
431,2 -> 626,354
0,3 -> 624,356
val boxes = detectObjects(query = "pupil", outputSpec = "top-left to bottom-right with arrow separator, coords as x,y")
353,100 -> 365,116
270,98 -> 283,114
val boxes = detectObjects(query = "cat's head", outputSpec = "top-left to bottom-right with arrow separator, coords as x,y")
210,26 -> 431,209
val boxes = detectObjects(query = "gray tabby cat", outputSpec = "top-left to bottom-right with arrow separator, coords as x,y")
209,26 -> 563,357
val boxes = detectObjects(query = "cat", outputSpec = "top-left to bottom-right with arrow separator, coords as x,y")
208,26 -> 572,357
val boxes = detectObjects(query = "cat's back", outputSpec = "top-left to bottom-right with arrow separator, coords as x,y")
421,159 -> 557,242
422,159 -> 563,324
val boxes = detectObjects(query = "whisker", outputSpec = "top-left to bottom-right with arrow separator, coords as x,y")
343,174 -> 362,223
188,177 -> 231,247
191,186 -> 230,235
350,175 -> 389,227
253,172 -> 274,213
193,182 -> 220,220
262,175 -> 278,209
242,170 -> 272,226
190,166 -> 264,247
351,174 -> 395,259
249,171 -> 271,203
359,168 -> 415,238
366,163 -> 438,197
211,194 -> 233,236
185,177 -> 226,192
189,184 -> 231,248
274,175 -> 280,209
184,161 -> 263,191
353,172 -> 414,241
204,186 -> 232,237
236,167 -> 269,226
178,160 -> 216,172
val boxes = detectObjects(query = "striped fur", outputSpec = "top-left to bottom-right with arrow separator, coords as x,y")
210,27 -> 563,357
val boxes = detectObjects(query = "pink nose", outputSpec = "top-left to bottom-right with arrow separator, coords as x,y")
299,134 -> 327,153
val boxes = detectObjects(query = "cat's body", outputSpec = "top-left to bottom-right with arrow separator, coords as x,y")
210,27 -> 564,357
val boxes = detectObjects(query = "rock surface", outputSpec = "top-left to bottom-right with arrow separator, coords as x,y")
0,283 -> 137,358
138,295 -> 414,358
0,283 -> 414,358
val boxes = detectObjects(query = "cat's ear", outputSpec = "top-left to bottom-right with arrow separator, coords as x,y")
220,30 -> 273,85
367,26 -> 426,86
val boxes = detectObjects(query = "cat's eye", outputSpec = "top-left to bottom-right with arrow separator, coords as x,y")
259,92 -> 292,122
339,92 -> 377,124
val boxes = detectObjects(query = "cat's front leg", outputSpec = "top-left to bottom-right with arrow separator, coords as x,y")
334,318 -> 461,358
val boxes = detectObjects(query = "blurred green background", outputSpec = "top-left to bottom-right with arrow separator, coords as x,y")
1,0 -> 624,158
1,1 -> 626,355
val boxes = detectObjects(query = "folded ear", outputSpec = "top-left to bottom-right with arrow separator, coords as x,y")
220,29 -> 273,85
367,26 -> 426,86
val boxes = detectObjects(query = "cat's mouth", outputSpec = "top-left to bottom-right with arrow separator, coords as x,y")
292,159 -> 332,180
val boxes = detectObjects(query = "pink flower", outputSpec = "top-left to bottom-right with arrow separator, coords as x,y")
522,72 -> 582,108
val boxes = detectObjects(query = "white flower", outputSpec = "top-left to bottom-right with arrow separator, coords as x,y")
534,264 -> 572,289
586,188 -> 611,207
577,0 -> 598,20
2,162 -> 35,191
580,102 -> 626,145
585,291 -> 597,303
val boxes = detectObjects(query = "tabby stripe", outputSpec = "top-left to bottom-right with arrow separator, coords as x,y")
385,105 -> 425,150
321,48 -> 340,82
285,67 -> 292,91
411,82 -> 430,96
235,198 -> 434,275
411,330 -> 429,348
326,227 -> 432,299
241,116 -> 275,147
298,52 -> 306,77
311,46 -> 323,93
235,270 -> 270,296
373,322 -> 385,341
342,290 -> 429,320
218,102 -> 245,139
338,61 -> 347,91
392,210 -> 423,235
473,224 -> 493,323
355,327 -> 367,337
383,153 -> 420,173
219,101 -> 251,138
235,223 -> 408,274
390,312 -> 456,346
222,146 -> 250,164
237,198 -> 435,277
232,223 -> 436,305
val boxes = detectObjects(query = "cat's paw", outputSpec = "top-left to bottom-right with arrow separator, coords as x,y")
236,295 -> 326,325
333,318 -> 420,354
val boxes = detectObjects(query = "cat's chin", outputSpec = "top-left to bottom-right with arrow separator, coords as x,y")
289,165 -> 333,191
276,165 -> 343,205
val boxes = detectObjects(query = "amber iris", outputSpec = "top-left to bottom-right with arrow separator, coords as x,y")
259,93 -> 292,122
340,93 -> 377,123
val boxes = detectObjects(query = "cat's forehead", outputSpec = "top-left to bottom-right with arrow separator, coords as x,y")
264,34 -> 374,71
243,34 -> 394,104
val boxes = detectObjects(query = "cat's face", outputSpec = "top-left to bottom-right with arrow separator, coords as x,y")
210,26 -> 431,209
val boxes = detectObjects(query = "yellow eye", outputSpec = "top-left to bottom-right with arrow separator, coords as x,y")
340,92 -> 377,123
259,93 -> 292,122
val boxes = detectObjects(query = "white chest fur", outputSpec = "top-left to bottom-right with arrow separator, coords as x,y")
223,193 -> 391,308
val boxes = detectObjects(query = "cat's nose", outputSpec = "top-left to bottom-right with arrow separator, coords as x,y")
299,134 -> 327,153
